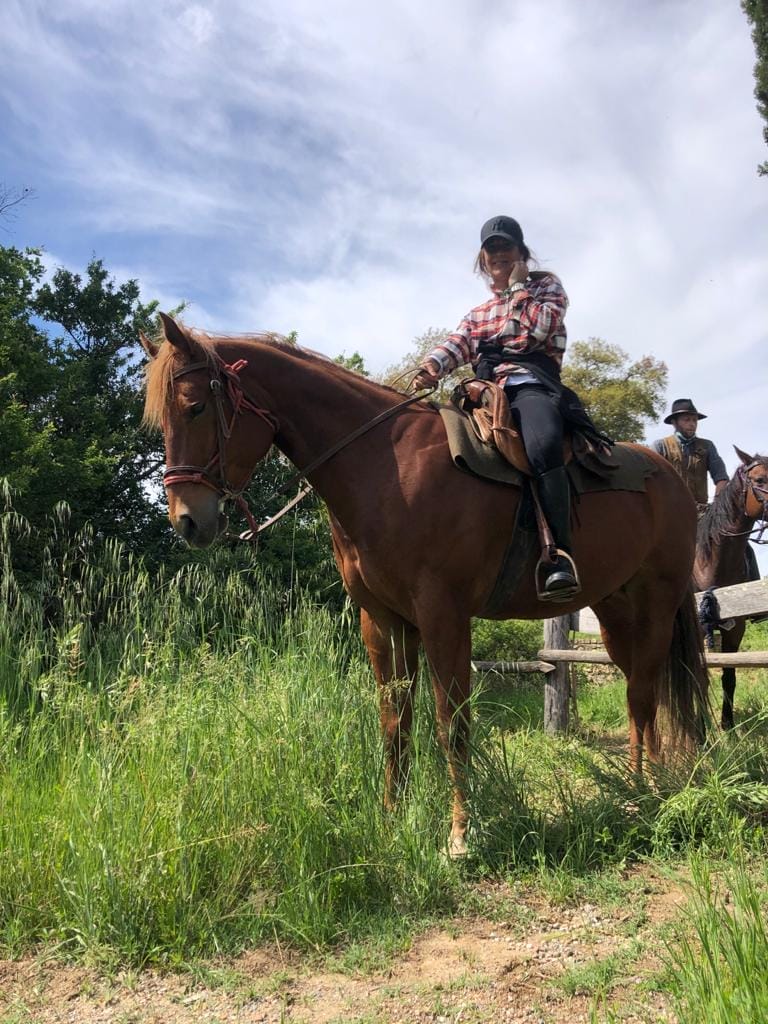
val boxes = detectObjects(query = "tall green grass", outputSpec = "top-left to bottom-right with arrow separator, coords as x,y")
663,858 -> 768,1023
0,502 -> 460,962
1,498 -> 768,968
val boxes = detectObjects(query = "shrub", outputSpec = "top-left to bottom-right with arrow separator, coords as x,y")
471,618 -> 542,662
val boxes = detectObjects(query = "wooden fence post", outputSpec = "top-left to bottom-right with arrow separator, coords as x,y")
543,614 -> 571,734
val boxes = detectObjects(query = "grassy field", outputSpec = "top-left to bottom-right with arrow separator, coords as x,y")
1,511 -> 768,1022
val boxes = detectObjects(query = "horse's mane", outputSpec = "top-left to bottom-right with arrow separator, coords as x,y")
696,453 -> 768,560
143,325 -> 408,429
697,473 -> 744,561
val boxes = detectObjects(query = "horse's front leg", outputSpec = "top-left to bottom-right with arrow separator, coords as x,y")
417,609 -> 473,858
360,608 -> 420,811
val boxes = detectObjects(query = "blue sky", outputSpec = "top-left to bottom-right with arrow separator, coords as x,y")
2,2 -> 767,505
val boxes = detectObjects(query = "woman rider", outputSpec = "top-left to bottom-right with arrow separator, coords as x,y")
413,215 -> 609,602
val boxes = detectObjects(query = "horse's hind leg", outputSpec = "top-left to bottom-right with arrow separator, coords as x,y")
720,620 -> 745,731
360,608 -> 420,811
594,590 -> 652,773
594,581 -> 677,773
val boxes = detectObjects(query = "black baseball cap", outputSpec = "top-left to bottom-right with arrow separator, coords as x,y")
480,215 -> 524,247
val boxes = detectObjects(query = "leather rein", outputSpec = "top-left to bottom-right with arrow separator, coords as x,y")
163,354 -> 432,541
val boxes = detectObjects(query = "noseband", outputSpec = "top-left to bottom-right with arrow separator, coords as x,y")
163,356 -> 279,534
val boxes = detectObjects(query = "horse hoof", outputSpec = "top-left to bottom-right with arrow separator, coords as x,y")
448,834 -> 468,859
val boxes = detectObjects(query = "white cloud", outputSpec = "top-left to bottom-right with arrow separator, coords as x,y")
178,4 -> 216,45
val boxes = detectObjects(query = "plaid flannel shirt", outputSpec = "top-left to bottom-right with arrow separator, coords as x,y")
424,273 -> 568,383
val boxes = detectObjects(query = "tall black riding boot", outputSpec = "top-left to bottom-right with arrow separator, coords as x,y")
536,466 -> 581,601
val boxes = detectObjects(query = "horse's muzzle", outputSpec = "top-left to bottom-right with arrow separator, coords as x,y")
174,509 -> 228,548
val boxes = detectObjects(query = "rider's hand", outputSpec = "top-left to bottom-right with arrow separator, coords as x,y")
508,260 -> 529,287
412,364 -> 440,391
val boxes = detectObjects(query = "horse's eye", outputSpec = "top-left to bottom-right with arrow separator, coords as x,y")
190,401 -> 206,419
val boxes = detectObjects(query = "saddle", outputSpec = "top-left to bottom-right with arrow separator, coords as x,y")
451,378 -> 577,476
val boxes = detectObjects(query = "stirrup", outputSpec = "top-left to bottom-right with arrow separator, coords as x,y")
536,549 -> 581,603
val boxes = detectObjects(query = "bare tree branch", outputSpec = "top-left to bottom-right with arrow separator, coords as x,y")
0,184 -> 35,225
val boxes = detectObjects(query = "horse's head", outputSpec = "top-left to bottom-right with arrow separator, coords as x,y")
735,446 -> 768,521
142,314 -> 278,548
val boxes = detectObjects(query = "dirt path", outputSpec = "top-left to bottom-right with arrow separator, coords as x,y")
0,869 -> 686,1024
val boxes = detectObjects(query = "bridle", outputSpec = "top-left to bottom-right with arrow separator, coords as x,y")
723,461 -> 768,543
163,356 -> 280,536
743,461 -> 768,543
162,354 -> 433,540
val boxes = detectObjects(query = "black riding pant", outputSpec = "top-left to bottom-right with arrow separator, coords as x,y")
505,384 -> 564,476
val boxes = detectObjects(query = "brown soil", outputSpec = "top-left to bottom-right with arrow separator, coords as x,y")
0,868 -> 686,1024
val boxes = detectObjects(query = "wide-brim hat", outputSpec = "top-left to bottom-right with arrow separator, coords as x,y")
664,398 -> 707,425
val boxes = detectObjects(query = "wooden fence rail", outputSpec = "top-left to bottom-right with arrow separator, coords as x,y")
471,660 -> 555,675
536,648 -> 768,668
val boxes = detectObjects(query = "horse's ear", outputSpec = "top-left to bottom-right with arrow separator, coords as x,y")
734,445 -> 756,466
159,312 -> 193,355
139,331 -> 160,360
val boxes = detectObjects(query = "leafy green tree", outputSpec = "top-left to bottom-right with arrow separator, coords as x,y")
0,248 -> 57,516
0,250 -> 174,574
742,0 -> 768,175
334,351 -> 369,376
561,338 -> 667,443
30,258 -> 165,550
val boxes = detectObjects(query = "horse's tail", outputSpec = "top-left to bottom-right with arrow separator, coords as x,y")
657,583 -> 711,751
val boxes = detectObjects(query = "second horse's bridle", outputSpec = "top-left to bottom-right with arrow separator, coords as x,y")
722,461 -> 768,544
742,461 -> 768,543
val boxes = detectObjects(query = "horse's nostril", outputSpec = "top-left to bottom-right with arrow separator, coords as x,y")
178,514 -> 196,541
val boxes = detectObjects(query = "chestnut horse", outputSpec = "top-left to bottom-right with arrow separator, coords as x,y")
143,314 -> 708,856
694,448 -> 768,730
